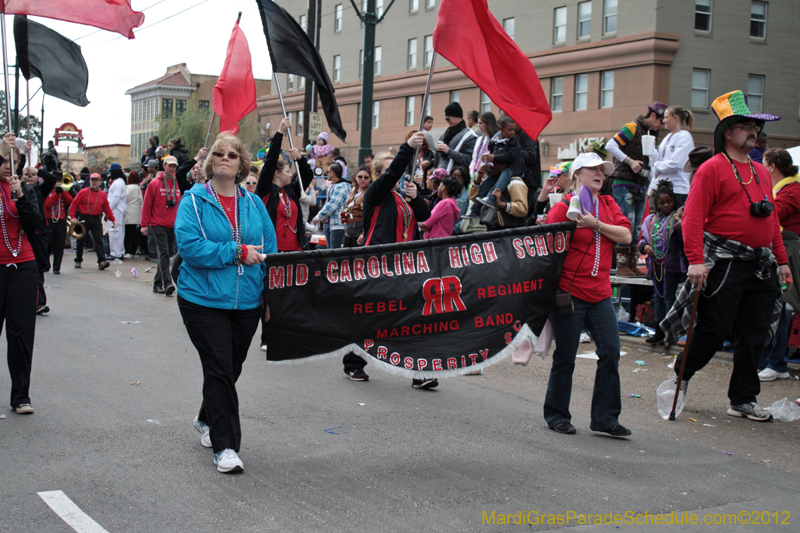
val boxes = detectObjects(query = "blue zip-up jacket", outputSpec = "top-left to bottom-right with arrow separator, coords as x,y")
175,183 -> 278,310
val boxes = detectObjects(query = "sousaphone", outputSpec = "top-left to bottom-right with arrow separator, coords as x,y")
68,218 -> 86,239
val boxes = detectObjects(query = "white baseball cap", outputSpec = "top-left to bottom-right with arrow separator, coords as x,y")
570,152 -> 614,178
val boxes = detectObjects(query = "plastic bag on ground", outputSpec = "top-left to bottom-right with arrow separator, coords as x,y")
617,306 -> 630,322
656,378 -> 685,420
765,398 -> 800,422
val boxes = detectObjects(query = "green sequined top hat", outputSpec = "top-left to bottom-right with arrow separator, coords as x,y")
711,90 -> 780,154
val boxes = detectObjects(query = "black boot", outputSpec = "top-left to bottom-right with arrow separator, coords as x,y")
646,327 -> 665,345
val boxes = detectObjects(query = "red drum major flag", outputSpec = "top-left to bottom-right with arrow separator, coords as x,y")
433,0 -> 551,139
0,0 -> 144,39
213,18 -> 257,135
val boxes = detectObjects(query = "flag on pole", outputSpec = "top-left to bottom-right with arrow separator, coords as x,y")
433,0 -> 551,139
1,0 -> 144,39
213,19 -> 257,135
14,16 -> 89,107
256,0 -> 346,142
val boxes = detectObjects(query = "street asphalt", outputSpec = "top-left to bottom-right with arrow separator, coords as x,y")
1,253 -> 798,532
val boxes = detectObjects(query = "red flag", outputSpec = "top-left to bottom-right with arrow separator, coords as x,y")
213,20 -> 257,135
0,0 -> 144,39
433,0 -> 551,139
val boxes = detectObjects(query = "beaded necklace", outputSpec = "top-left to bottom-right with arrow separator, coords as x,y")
52,191 -> 62,223
649,211 -> 676,261
162,175 -> 176,201
0,193 -> 23,257
279,189 -> 297,237
590,198 -> 601,277
207,181 -> 243,274
394,191 -> 414,241
85,188 -> 100,213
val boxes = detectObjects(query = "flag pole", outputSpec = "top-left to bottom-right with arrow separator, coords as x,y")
0,14 -> 18,182
273,74 -> 295,150
204,110 -> 216,148
407,52 -> 436,186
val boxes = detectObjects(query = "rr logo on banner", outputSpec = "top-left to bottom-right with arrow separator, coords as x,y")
422,276 -> 466,316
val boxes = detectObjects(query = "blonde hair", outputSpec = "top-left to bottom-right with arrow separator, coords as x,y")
203,133 -> 251,185
372,152 -> 394,178
667,105 -> 694,129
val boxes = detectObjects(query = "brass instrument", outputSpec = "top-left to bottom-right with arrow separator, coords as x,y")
68,218 -> 86,239
61,173 -> 75,190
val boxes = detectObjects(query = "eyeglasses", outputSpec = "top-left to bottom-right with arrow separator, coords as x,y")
356,174 -> 370,179
730,123 -> 758,132
245,181 -> 257,185
212,151 -> 240,160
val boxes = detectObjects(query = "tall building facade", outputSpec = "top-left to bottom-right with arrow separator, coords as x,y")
126,64 -> 270,166
258,0 -> 800,173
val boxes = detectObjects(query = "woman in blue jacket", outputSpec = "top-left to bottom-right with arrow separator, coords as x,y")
175,133 -> 277,474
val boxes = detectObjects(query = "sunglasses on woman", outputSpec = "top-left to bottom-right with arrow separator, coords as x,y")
212,151 -> 240,160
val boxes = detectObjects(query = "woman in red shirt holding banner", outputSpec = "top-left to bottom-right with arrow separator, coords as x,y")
543,152 -> 633,437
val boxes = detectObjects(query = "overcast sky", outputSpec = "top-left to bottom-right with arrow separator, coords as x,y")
6,0 -> 279,148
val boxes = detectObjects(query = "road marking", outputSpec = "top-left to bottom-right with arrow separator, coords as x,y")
37,491 -> 109,533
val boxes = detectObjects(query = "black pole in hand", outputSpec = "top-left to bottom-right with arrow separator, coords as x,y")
669,286 -> 702,420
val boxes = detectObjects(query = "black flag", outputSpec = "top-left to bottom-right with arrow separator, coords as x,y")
256,0 -> 346,142
14,16 -> 90,107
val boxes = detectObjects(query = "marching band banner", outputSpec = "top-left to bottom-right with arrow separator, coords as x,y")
263,223 -> 574,378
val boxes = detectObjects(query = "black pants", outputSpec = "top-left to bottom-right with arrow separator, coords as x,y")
178,296 -> 261,453
124,224 -> 139,255
676,259 -> 779,405
75,215 -> 106,264
150,226 -> 175,288
46,218 -> 66,272
171,252 -> 182,284
1,260 -> 38,408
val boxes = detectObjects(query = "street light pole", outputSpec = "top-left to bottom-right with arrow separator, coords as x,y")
357,0 -> 376,166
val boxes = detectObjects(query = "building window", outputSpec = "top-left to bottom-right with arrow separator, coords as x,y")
357,103 -> 361,130
503,17 -> 515,41
691,69 -> 710,108
410,0 -> 418,13
551,77 -> 563,112
334,4 -> 343,32
300,14 -> 307,33
161,98 -> 173,119
578,1 -> 591,39
406,96 -> 415,126
198,100 -> 210,110
423,35 -> 433,67
480,91 -> 491,113
750,1 -> 766,39
333,55 -> 341,83
299,76 -> 305,90
449,90 -> 460,104
604,0 -> 617,34
426,0 -> 435,7
176,99 -> 186,115
600,71 -> 614,108
374,46 -> 382,75
747,75 -> 764,113
359,50 -> 363,78
296,111 -> 303,136
407,38 -> 417,69
377,0 -> 384,17
695,0 -> 711,32
554,7 -> 566,44
424,96 -> 431,117
372,101 -> 380,129
575,74 -> 588,111
287,74 -> 294,91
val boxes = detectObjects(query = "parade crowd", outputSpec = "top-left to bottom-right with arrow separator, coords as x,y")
2,89 -> 797,474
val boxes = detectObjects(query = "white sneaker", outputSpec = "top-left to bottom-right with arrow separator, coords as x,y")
213,448 -> 243,473
193,417 -> 212,448
260,344 -> 267,352
123,253 -> 135,259
758,367 -> 790,381
15,403 -> 34,414
112,258 -> 124,264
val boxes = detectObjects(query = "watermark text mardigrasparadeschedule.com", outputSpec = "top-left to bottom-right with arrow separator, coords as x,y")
482,510 -> 792,527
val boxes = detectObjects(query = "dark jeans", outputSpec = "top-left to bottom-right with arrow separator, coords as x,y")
150,226 -> 175,288
676,259 -> 779,405
124,224 -> 139,255
1,261 -> 38,408
653,270 -> 687,325
178,296 -> 261,453
327,228 -> 345,249
46,218 -> 66,272
75,215 -> 106,264
468,167 -> 513,215
544,294 -> 622,430
759,302 -> 789,373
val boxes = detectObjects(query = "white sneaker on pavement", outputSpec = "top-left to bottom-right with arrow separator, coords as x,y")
213,448 -> 244,473
758,367 -> 790,381
193,417 -> 212,448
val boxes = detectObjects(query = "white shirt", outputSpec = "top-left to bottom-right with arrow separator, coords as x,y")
108,177 -> 127,216
650,130 -> 694,194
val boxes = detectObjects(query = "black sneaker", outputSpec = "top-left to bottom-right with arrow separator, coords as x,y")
550,422 -> 576,434
73,261 -> 82,269
594,425 -> 632,438
412,378 -> 439,389
164,284 -> 176,296
348,369 -> 369,381
53,270 -> 60,275
727,402 -> 773,422
36,305 -> 50,315
645,328 -> 665,345
153,284 -> 165,294
98,261 -> 110,270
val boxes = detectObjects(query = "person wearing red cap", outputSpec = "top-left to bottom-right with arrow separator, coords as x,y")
141,155 -> 181,294
69,172 -> 117,270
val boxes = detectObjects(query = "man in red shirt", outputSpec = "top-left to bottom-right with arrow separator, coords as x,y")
141,155 -> 181,295
675,90 -> 790,422
69,173 -> 116,270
